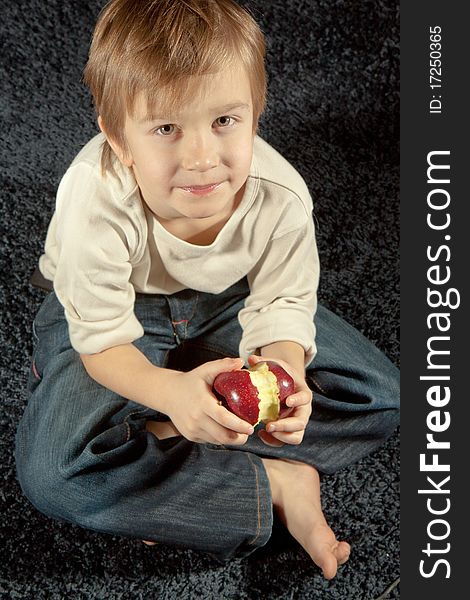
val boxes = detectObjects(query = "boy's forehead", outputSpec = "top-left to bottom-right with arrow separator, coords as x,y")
129,65 -> 252,122
132,99 -> 251,124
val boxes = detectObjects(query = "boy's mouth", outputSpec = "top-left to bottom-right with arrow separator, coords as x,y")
179,182 -> 222,196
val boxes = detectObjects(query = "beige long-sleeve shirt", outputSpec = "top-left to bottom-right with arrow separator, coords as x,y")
39,133 -> 319,364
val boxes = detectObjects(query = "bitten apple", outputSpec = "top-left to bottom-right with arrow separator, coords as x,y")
213,361 -> 295,426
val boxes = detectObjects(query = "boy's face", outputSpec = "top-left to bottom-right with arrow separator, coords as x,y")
110,63 -> 255,223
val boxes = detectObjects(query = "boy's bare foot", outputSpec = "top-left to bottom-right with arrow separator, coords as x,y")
261,457 -> 350,579
143,422 -> 349,575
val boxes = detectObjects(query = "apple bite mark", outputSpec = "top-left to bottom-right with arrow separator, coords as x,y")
248,362 -> 280,424
213,361 -> 295,427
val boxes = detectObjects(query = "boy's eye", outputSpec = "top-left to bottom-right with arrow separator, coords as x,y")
215,116 -> 234,127
155,124 -> 176,136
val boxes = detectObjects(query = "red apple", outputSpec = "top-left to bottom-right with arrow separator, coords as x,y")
213,361 -> 295,426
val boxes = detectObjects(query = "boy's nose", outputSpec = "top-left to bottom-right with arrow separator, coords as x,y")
181,134 -> 219,171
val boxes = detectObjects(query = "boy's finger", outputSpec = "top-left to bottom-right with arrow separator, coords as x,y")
268,430 -> 305,445
247,354 -> 265,366
213,404 -> 255,435
220,432 -> 250,446
284,403 -> 312,421
285,392 -> 311,407
265,418 -> 306,433
201,419 -> 249,446
201,357 -> 244,384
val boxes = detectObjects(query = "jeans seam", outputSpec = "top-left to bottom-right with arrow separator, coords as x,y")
188,292 -> 200,323
123,408 -> 154,443
32,320 -> 39,342
311,375 -> 327,395
205,447 -> 266,546
170,293 -> 200,340
184,292 -> 200,338
32,360 -> 41,380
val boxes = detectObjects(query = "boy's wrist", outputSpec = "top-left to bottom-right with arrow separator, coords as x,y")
141,365 -> 181,414
259,341 -> 306,377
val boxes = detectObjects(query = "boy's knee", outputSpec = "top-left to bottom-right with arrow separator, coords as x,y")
15,419 -> 89,526
374,380 -> 400,443
383,402 -> 400,438
383,362 -> 400,411
16,446 -> 66,521
378,363 -> 400,433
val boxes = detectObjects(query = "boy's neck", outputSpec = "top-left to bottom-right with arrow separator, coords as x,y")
160,216 -> 227,246
151,183 -> 246,246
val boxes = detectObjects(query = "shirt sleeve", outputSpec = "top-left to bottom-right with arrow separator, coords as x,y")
238,216 -> 319,367
51,163 -> 144,354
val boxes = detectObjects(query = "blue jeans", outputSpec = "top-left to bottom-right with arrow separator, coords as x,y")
15,277 -> 399,561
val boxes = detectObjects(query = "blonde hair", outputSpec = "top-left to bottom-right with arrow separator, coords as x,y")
83,0 -> 267,177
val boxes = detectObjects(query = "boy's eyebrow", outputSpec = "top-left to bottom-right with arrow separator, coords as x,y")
138,102 -> 250,124
210,102 -> 251,113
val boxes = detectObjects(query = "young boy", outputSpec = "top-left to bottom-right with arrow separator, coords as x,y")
15,0 -> 399,580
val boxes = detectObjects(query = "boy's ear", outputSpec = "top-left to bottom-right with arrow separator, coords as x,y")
97,116 -> 133,168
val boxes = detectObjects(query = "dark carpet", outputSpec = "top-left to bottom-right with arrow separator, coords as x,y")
0,1 -> 400,598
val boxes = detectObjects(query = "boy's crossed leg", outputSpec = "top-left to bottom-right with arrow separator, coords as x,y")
144,420 -> 350,579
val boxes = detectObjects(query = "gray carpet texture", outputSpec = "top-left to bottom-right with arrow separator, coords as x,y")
1,1 -> 400,598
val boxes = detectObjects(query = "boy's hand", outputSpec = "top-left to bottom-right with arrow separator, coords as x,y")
164,357 -> 255,445
247,355 -> 312,447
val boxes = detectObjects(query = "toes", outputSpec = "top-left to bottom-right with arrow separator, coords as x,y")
320,551 -> 339,580
316,541 -> 351,579
335,541 -> 351,565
